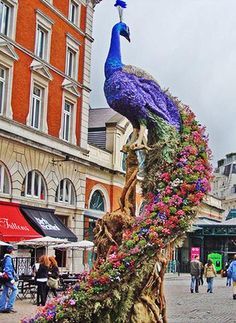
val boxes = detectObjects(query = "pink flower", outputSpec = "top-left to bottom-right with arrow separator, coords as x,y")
69,299 -> 76,306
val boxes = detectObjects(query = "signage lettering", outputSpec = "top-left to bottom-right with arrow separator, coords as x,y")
0,218 -> 30,231
35,217 -> 60,231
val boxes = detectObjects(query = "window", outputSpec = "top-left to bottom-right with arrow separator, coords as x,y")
89,190 -> 105,211
65,34 -> 80,80
62,101 -> 73,142
21,170 -> 46,200
55,179 -> 76,205
30,85 -> 43,129
66,47 -> 76,78
0,1 -> 10,36
0,162 -> 10,194
36,26 -> 47,60
69,1 -> 80,26
0,66 -> 6,115
35,10 -> 54,62
231,185 -> 236,194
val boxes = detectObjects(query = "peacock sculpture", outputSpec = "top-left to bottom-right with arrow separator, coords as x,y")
24,2 -> 212,323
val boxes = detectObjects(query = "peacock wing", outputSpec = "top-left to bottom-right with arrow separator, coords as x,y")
122,65 -> 180,129
123,65 -> 160,86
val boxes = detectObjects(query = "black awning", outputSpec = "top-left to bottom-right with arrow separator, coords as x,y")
20,205 -> 77,242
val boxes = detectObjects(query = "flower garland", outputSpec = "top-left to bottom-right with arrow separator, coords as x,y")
23,104 -> 212,322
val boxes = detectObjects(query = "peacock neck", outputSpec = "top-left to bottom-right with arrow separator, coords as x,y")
105,26 -> 123,79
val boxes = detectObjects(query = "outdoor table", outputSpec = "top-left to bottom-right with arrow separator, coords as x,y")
17,276 -> 36,301
61,278 -> 78,290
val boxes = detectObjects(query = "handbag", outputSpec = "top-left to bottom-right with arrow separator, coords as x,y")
47,277 -> 59,289
0,272 -> 10,284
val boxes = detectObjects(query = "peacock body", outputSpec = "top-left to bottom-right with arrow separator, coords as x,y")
25,13 -> 212,323
104,23 -> 181,146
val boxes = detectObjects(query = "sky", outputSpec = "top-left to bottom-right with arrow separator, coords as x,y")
90,0 -> 236,166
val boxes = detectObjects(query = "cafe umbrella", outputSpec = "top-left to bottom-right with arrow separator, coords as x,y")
17,236 -> 69,262
53,240 -> 95,272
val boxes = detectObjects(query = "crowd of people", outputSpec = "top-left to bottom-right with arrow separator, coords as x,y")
190,254 -> 236,299
0,246 -> 59,313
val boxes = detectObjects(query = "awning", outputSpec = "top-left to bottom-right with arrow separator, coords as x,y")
0,202 -> 42,242
20,205 -> 77,242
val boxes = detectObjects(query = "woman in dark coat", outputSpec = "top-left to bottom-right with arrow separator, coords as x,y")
36,255 -> 50,306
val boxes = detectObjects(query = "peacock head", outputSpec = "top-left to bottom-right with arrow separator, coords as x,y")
114,22 -> 130,42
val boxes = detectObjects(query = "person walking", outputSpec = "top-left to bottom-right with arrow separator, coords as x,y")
204,259 -> 217,293
224,262 -> 232,287
227,254 -> 236,300
36,255 -> 50,306
199,261 -> 204,285
0,246 -> 18,313
190,255 -> 201,293
46,256 -> 59,298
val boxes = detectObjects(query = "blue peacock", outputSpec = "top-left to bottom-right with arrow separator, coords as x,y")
25,2 -> 211,323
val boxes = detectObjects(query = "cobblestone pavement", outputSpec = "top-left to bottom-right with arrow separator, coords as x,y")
0,274 -> 235,322
165,274 -> 236,323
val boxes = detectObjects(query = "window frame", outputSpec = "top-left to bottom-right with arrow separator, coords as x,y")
89,190 -> 105,212
0,65 -> 6,115
0,1 -> 10,36
68,0 -> 81,27
0,162 -> 10,194
55,178 -> 76,206
0,0 -> 18,40
65,34 -> 80,81
34,9 -> 54,63
62,100 -> 73,142
23,170 -> 46,200
59,91 -> 77,144
0,56 -> 15,119
26,68 -> 51,133
88,185 -> 110,213
30,84 -> 43,129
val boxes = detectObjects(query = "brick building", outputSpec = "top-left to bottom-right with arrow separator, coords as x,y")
0,0 -> 94,272
0,0 -> 143,273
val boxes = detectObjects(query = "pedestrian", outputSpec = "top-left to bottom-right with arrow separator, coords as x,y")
46,256 -> 59,298
227,254 -> 236,300
32,258 -> 40,277
0,245 -> 18,313
224,262 -> 232,287
204,259 -> 217,293
199,261 -> 204,285
36,255 -> 50,306
190,255 -> 201,293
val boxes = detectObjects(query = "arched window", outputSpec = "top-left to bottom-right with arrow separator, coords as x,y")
21,170 -> 46,200
121,133 -> 146,175
139,201 -> 147,215
55,179 -> 76,205
89,190 -> 105,211
0,162 -> 10,194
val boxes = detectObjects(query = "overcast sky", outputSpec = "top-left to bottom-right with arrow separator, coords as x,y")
90,0 -> 236,166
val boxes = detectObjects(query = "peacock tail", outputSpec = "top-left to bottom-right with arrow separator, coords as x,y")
24,99 -> 212,323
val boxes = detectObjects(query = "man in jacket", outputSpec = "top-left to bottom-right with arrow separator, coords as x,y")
0,246 -> 18,313
227,254 -> 236,300
190,255 -> 201,293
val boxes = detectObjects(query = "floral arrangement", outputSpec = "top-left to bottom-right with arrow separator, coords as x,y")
23,104 -> 212,322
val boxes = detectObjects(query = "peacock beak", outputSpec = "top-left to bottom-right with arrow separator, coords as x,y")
126,35 -> 130,42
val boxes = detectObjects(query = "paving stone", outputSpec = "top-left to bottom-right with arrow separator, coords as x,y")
165,274 -> 235,323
